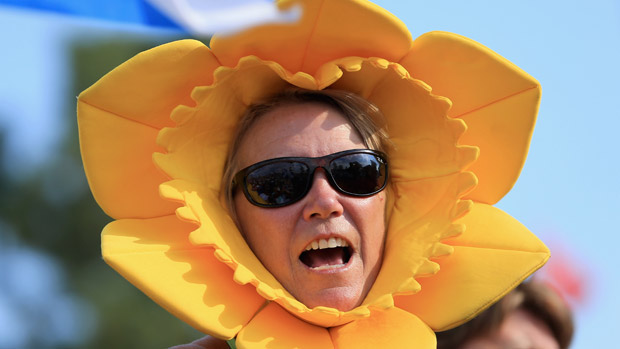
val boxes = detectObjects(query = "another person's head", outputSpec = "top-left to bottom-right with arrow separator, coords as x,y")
436,281 -> 574,349
222,88 -> 390,311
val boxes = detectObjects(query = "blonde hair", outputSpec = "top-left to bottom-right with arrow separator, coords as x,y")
222,88 -> 390,219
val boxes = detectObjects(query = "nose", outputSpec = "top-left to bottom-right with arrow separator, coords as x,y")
301,169 -> 344,220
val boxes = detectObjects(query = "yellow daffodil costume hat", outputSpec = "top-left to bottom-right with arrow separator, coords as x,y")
78,0 -> 549,347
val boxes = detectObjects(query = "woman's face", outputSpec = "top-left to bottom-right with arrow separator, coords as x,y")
233,102 -> 386,311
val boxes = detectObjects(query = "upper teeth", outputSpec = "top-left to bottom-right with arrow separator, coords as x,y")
304,237 -> 349,251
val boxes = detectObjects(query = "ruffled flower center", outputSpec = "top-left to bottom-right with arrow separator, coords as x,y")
154,55 -> 477,327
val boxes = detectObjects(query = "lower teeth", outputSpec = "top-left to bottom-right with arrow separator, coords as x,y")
312,263 -> 346,271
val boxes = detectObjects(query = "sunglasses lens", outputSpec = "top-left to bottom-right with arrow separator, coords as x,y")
330,153 -> 387,195
244,162 -> 310,206
237,150 -> 388,208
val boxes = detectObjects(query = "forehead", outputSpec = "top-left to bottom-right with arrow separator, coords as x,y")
236,102 -> 365,168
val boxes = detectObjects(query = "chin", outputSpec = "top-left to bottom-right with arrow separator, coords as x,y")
301,286 -> 363,311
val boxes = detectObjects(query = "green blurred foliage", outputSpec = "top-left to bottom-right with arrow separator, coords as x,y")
0,36 -> 206,348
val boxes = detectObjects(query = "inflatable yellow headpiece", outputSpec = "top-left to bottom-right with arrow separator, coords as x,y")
78,0 -> 549,347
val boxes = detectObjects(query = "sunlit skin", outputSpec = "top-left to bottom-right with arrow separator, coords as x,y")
460,308 -> 560,349
233,102 -> 387,311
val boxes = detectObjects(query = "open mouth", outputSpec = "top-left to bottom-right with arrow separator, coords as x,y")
299,237 -> 352,271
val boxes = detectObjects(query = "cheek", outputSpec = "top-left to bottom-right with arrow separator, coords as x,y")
233,195 -> 294,265
233,193 -> 251,236
233,194 -> 267,250
372,192 -> 387,231
357,193 -> 387,258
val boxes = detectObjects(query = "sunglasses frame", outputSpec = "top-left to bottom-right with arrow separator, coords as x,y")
232,149 -> 389,208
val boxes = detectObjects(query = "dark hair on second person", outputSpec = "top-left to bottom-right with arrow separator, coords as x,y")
435,281 -> 574,349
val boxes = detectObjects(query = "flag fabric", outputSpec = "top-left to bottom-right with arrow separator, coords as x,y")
0,0 -> 300,35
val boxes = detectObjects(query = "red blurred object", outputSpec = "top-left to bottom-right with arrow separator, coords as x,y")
534,241 -> 590,308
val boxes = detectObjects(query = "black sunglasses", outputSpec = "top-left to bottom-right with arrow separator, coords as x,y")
232,149 -> 388,208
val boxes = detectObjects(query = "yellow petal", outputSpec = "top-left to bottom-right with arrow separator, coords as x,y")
330,307 -> 436,348
394,203 -> 549,331
459,87 -> 539,204
400,31 -> 540,204
102,215 -> 265,338
236,302 -> 334,349
79,40 -> 218,129
78,40 -> 220,219
211,0 -> 412,75
78,101 -> 178,218
444,203 -> 550,252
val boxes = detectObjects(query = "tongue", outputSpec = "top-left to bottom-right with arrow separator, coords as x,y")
300,248 -> 346,268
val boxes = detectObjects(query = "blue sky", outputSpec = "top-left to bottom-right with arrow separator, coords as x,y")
0,1 -> 618,347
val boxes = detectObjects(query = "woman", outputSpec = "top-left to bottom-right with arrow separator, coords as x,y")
78,0 -> 549,347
